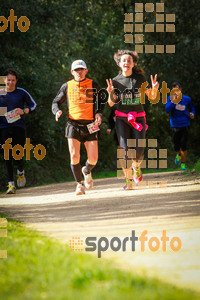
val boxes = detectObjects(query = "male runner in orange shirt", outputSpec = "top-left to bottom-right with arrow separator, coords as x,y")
52,60 -> 102,195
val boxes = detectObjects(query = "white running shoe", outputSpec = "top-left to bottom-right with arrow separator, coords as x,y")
75,183 -> 85,195
17,170 -> 26,188
82,166 -> 93,189
6,184 -> 16,194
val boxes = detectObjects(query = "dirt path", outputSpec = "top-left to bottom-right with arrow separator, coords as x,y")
1,171 -> 200,292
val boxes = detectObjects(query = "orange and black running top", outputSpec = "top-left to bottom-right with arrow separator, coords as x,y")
52,78 -> 102,123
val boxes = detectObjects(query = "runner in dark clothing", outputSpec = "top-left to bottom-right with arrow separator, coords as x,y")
0,69 -> 37,194
106,50 -> 159,190
165,81 -> 195,170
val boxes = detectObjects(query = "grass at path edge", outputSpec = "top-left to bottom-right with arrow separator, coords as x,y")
0,214 -> 199,300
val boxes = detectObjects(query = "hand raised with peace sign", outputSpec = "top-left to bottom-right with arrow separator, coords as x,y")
106,79 -> 114,94
150,74 -> 159,90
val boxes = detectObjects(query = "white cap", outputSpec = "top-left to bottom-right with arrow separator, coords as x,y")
71,60 -> 87,70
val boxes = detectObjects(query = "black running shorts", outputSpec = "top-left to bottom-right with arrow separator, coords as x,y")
65,119 -> 98,143
172,126 -> 189,152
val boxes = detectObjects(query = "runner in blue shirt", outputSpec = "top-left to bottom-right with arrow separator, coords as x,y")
165,82 -> 195,170
0,69 -> 37,194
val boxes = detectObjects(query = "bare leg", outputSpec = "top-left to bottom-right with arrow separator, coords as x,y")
68,138 -> 82,183
180,150 -> 187,163
123,167 -> 132,179
68,138 -> 81,164
84,140 -> 98,165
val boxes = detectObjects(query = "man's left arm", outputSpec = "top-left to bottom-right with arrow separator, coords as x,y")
23,89 -> 37,114
15,89 -> 37,115
188,97 -> 195,119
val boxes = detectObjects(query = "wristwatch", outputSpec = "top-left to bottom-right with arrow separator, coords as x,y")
23,109 -> 26,114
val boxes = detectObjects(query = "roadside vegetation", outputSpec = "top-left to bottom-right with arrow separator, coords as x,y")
0,214 -> 199,300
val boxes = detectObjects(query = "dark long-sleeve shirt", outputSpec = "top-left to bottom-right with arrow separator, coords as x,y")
0,87 -> 37,129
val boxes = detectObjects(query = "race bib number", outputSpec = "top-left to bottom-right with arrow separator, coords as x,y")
5,110 -> 21,123
87,122 -> 100,134
175,104 -> 185,111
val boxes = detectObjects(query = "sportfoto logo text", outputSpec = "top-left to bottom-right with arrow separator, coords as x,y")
1,138 -> 46,161
69,230 -> 182,258
0,9 -> 30,32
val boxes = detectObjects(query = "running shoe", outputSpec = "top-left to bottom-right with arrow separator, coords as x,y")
16,170 -> 26,188
133,167 -> 143,183
175,154 -> 181,165
181,163 -> 187,171
75,183 -> 85,195
82,166 -> 93,189
123,178 -> 133,190
6,184 -> 16,194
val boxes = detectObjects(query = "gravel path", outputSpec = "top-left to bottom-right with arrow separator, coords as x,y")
1,171 -> 200,292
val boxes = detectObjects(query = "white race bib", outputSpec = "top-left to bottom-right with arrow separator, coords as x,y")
175,104 -> 185,111
87,122 -> 100,134
5,110 -> 21,123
